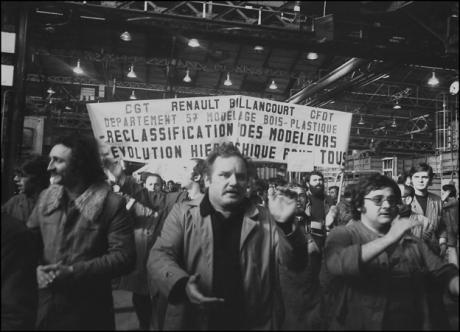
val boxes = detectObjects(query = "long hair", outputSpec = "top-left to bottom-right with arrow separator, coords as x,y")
53,135 -> 106,185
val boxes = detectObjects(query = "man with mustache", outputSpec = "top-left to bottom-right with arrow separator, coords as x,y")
148,143 -> 308,330
26,135 -> 136,330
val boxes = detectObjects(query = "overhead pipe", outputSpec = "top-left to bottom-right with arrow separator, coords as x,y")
286,57 -> 369,104
306,60 -> 398,107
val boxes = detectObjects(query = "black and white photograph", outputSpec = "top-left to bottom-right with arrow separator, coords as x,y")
1,1 -> 458,330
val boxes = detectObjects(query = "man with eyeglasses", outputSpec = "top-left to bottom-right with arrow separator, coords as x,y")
322,172 -> 459,330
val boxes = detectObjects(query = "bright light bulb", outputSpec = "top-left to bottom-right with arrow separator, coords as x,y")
224,73 -> 232,86
73,59 -> 83,74
427,72 -> 439,86
306,52 -> 319,60
120,31 -> 132,42
129,90 -> 136,100
188,38 -> 200,48
393,100 -> 401,109
127,65 -> 137,78
358,116 -> 365,125
183,69 -> 192,83
47,87 -> 55,94
269,80 -> 278,90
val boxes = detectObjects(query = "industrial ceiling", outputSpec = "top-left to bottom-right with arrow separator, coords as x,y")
2,1 -> 459,156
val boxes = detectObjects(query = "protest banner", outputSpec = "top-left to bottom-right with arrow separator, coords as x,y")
286,151 -> 315,172
86,95 -> 352,168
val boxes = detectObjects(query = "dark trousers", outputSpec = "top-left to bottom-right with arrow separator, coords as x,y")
132,293 -> 152,330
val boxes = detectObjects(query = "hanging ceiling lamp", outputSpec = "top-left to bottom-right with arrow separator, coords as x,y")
393,100 -> 402,109
358,115 -> 365,125
427,71 -> 439,86
47,87 -> 55,94
293,1 -> 301,12
188,38 -> 200,48
391,117 -> 397,128
183,69 -> 192,83
120,30 -> 132,42
127,65 -> 137,78
269,80 -> 278,90
253,45 -> 264,52
224,72 -> 232,86
306,52 -> 319,60
73,59 -> 83,74
129,90 -> 137,100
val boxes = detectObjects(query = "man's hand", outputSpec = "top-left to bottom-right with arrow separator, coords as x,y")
103,156 -> 124,182
267,187 -> 297,223
36,265 -> 56,289
440,243 -> 447,257
38,262 -> 74,286
387,215 -> 424,242
325,205 -> 338,228
185,274 -> 224,306
441,190 -> 451,202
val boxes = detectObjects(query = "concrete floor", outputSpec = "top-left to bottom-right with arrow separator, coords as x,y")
113,289 -> 458,331
113,290 -> 139,331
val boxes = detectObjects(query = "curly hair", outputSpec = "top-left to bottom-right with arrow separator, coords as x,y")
307,170 -> 324,182
351,173 -> 401,220
204,142 -> 249,178
53,135 -> 107,185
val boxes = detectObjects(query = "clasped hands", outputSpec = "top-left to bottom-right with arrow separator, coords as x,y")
37,262 -> 73,289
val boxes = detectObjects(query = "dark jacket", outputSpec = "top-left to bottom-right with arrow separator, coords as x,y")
27,183 -> 136,330
1,193 -> 37,224
411,192 -> 447,255
443,197 -> 459,247
322,221 -> 458,330
1,213 -> 38,330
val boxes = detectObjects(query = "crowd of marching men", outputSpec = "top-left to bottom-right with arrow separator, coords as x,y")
1,134 -> 458,330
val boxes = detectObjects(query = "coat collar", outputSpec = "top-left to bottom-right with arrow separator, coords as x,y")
191,193 -> 260,249
193,191 -> 260,220
42,182 -> 111,221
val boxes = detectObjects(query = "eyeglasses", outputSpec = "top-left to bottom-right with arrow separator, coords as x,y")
364,195 -> 399,206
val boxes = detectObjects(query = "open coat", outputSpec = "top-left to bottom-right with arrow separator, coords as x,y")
147,197 -> 308,330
